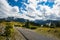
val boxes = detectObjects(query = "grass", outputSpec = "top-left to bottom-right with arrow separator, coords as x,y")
0,36 -> 5,40
0,21 -> 60,40
0,28 -> 25,40
35,27 -> 60,40
0,22 -> 25,40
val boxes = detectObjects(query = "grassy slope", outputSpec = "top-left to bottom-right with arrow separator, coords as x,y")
0,22 -> 25,40
35,27 -> 60,40
0,28 -> 25,40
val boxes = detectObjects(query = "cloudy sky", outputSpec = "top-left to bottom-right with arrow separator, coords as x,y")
0,0 -> 60,21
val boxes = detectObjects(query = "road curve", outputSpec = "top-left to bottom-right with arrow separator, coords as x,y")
17,27 -> 57,40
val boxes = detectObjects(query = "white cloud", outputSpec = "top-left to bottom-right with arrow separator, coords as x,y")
0,0 -> 20,18
37,0 -> 47,2
55,0 -> 60,3
26,0 -> 60,20
11,6 -> 19,13
0,0 -> 60,21
0,0 -> 11,18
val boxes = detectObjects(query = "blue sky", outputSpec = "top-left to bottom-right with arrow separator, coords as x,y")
37,0 -> 55,8
7,0 -> 54,10
7,0 -> 29,7
0,0 -> 60,20
7,0 -> 29,11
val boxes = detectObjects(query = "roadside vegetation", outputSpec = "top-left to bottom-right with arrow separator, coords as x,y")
0,20 -> 60,40
0,21 -> 25,40
0,22 -> 13,40
36,27 -> 60,39
22,20 -> 60,39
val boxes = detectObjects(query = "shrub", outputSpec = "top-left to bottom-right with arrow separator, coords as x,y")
4,23 -> 13,37
30,26 -> 37,29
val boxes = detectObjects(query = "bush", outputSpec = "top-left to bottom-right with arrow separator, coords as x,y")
30,26 -> 37,29
4,23 -> 13,37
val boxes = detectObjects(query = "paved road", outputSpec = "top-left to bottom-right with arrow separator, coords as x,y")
17,27 -> 58,40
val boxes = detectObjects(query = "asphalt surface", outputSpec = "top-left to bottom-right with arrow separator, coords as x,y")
17,27 -> 58,40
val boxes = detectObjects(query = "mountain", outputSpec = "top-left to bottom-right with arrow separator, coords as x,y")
0,17 -> 60,26
0,17 -> 26,22
34,20 -> 60,25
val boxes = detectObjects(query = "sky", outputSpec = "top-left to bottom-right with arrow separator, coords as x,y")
0,0 -> 60,21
